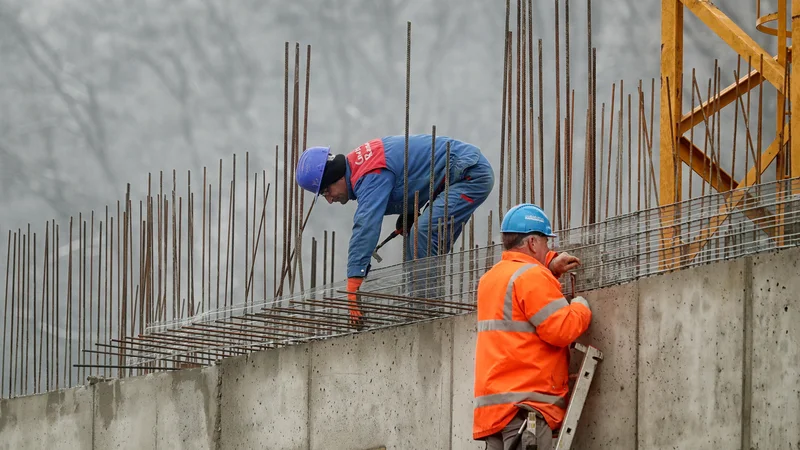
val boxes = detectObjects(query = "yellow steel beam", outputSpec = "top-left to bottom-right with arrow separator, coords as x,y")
679,67 -> 763,135
679,48 -> 792,136
680,0 -> 786,93
793,0 -> 800,187
685,132 -> 788,260
661,0 -> 683,205
659,0 -> 684,268
775,0 -> 787,245
678,137 -> 776,236
677,136 -> 736,192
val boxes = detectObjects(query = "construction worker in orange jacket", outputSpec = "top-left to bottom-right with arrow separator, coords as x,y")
473,203 -> 592,450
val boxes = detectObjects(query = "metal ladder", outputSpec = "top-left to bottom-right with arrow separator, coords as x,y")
553,342 -> 604,449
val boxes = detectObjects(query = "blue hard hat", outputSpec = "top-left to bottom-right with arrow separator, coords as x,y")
296,146 -> 331,195
500,203 -> 557,237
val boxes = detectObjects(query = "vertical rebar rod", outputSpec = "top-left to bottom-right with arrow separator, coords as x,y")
230,156 -> 236,304
588,0 -> 595,222
2,231 -> 9,397
245,153 -> 249,306
688,70 -> 696,200
14,230 -> 20,395
290,43 -> 301,293
323,231 -> 328,291
158,174 -> 163,321
506,31 -> 513,211
188,187 -> 194,316
25,229 -> 30,394
745,57 -> 752,200
732,60 -> 741,184
66,221 -> 72,386
528,0 -> 535,204
583,110 -> 590,226
282,43 -> 290,289
414,191 -> 421,260
251,172 -> 258,305
499,29 -> 509,221
443,141 -> 451,252
31,232 -> 37,393
649,78 -> 655,205
223,181 -> 234,308
566,0 -> 572,220
716,67 -> 724,194
330,231 -> 335,284
520,0 -> 527,203
538,39 -> 545,206
96,220 -> 101,373
89,214 -> 94,379
273,147 -> 279,297
263,171 -> 267,302
40,226 -> 47,391
757,56 -> 764,189
638,80 -> 643,211
605,83 -> 616,220
202,168 -> 206,313
54,223 -> 59,387
516,0 -> 522,205
555,0 -> 562,228
599,102 -> 606,220
116,201 -> 120,379
311,238 -> 317,290
627,92 -> 632,214
216,161 -> 222,309
428,128 -> 436,258
104,210 -> 110,377
402,22 -> 412,260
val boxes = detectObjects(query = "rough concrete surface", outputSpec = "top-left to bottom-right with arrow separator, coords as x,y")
638,259 -> 746,450
155,366 -> 219,450
219,342 -> 310,450
749,250 -> 800,450
94,366 -> 218,450
0,386 -> 93,450
2,247 -> 800,450
309,319 -> 453,450
572,281 -> 639,449
449,313 -> 484,450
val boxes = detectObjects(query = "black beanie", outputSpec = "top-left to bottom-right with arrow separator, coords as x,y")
320,154 -> 346,190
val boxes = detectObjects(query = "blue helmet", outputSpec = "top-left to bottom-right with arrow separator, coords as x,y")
296,146 -> 331,195
500,203 -> 557,237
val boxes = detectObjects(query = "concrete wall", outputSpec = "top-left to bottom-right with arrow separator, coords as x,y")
1,248 -> 798,449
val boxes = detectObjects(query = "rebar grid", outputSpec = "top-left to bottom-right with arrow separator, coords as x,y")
121,177 -> 800,369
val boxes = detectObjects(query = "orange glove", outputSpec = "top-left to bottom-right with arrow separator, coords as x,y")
347,277 -> 365,329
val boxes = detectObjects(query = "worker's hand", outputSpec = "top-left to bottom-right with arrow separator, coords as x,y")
395,212 -> 416,236
347,277 -> 365,330
548,252 -> 581,278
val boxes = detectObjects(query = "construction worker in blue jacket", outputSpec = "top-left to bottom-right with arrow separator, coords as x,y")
296,134 -> 495,328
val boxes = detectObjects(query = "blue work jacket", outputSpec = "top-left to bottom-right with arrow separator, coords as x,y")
344,134 -> 483,278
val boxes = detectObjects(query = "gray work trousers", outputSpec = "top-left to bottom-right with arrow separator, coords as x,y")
484,409 -> 553,450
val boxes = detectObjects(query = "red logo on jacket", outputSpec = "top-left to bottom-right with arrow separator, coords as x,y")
347,139 -> 388,187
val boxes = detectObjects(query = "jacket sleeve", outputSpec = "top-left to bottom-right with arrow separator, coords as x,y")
517,269 -> 591,348
346,169 -> 396,278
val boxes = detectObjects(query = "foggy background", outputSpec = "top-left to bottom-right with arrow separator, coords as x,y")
0,0 -> 782,286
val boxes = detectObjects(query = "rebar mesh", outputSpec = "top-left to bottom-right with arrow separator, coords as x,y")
122,178 -> 800,369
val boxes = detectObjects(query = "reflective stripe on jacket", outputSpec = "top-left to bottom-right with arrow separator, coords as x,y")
472,251 -> 592,439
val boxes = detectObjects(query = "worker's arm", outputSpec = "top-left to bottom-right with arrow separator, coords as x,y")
346,169 -> 396,279
545,251 -> 581,278
519,269 -> 591,347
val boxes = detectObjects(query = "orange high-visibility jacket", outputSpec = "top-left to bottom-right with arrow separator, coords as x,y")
472,250 -> 592,439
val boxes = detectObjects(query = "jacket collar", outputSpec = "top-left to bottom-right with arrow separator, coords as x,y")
501,250 -> 540,265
